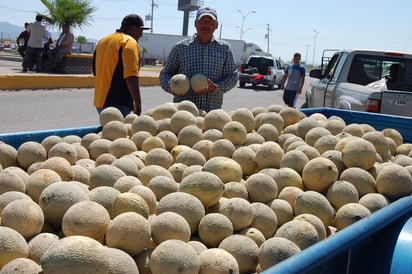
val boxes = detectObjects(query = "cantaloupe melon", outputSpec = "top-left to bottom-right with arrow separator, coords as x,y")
218,197 -> 254,231
0,143 -> 18,168
0,257 -> 42,273
250,202 -> 278,238
128,185 -> 157,214
0,226 -> 29,268
179,171 -> 224,208
326,180 -> 359,209
376,163 -> 412,201
218,234 -> 259,274
177,124 -> 203,147
231,107 -> 255,133
222,121 -> 248,145
204,109 -> 232,131
104,247 -> 139,274
170,110 -> 197,134
202,156 -> 243,183
238,227 -> 266,247
156,192 -> 205,233
101,120 -> 128,141
152,102 -> 178,121
99,106 -> 125,126
105,212 -> 151,257
88,186 -> 121,218
267,198 -> 294,227
258,236 -> 301,271
245,173 -> 278,203
147,175 -> 178,201
222,181 -> 248,199
48,142 -> 78,165
27,232 -> 59,264
111,192 -> 149,219
131,115 -> 158,136
40,235 -> 109,274
39,181 -> 89,228
176,100 -> 200,117
88,164 -> 126,189
191,74 -> 208,92
150,239 -> 200,274
16,141 -> 47,170
302,157 -> 339,193
255,141 -> 284,170
150,211 -> 191,244
341,138 -> 377,170
198,213 -> 233,248
62,200 -> 110,243
334,203 -> 371,230
1,199 -> 44,239
275,219 -> 319,250
198,248 -> 239,274
0,170 -> 26,195
294,190 -> 335,227
170,74 -> 190,95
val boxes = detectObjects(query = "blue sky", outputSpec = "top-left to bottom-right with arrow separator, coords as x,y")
1,0 -> 411,64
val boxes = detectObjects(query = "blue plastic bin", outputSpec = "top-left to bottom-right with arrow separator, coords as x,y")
1,108 -> 412,273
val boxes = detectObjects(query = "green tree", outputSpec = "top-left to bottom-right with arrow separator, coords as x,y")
40,0 -> 96,30
76,35 -> 87,52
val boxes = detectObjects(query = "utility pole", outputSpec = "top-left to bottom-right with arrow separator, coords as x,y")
150,0 -> 158,33
265,24 -> 272,53
312,30 -> 319,66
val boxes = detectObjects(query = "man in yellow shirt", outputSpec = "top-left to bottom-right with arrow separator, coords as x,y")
93,14 -> 150,117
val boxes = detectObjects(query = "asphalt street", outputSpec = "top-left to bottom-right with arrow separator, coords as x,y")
0,57 -> 309,134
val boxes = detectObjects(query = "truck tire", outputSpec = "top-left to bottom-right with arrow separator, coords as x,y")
239,81 -> 246,88
267,83 -> 275,90
300,101 -> 308,108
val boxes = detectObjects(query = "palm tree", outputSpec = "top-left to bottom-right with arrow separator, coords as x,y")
40,0 -> 96,30
76,35 -> 87,53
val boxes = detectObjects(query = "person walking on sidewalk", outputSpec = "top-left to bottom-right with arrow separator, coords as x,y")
22,14 -> 46,73
17,22 -> 30,58
281,52 -> 306,107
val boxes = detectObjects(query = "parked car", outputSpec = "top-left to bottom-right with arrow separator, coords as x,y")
238,55 -> 284,90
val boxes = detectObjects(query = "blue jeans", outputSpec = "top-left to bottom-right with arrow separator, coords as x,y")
96,106 -> 132,118
283,89 -> 298,107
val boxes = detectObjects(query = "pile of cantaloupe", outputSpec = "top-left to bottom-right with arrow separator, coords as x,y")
0,102 -> 412,273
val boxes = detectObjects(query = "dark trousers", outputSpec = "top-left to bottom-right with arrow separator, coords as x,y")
283,89 -> 298,107
23,46 -> 43,72
18,45 -> 27,58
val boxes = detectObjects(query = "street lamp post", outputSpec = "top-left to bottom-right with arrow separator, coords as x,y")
312,30 -> 319,66
238,10 -> 255,40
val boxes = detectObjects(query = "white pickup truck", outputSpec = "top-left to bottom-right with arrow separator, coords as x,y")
303,49 -> 412,117
238,55 -> 284,90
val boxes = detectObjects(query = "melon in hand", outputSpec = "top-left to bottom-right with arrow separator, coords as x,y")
191,74 -> 209,92
170,74 -> 190,95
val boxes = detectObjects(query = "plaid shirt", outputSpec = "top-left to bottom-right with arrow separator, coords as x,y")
160,35 -> 238,112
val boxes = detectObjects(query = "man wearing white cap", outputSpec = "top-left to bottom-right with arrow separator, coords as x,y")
160,6 -> 238,112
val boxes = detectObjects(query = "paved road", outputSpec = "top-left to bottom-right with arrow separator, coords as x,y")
0,85 -> 309,134
0,57 -> 311,134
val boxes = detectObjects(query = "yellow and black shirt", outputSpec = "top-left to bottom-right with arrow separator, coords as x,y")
93,31 -> 140,109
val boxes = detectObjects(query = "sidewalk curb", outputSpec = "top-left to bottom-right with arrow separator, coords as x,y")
0,54 -> 160,90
